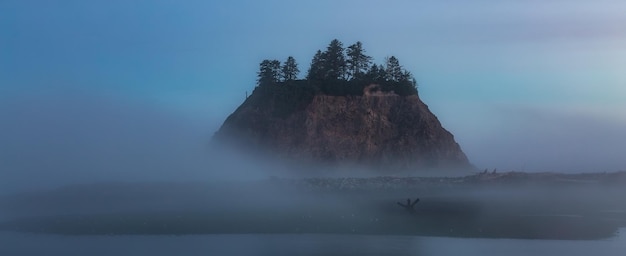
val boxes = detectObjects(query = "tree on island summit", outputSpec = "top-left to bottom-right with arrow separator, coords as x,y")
257,39 -> 418,96
366,64 -> 387,83
307,50 -> 325,81
386,56 -> 416,84
383,56 -> 418,94
281,56 -> 299,82
322,39 -> 347,80
346,41 -> 372,80
258,59 -> 281,84
385,56 -> 403,82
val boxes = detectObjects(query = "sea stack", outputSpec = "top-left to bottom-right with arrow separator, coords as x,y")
213,83 -> 470,172
214,39 -> 471,173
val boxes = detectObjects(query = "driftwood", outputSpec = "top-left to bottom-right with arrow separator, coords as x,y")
397,198 -> 419,213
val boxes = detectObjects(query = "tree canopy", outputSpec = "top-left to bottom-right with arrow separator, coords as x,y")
322,39 -> 347,80
257,59 -> 281,84
256,39 -> 418,96
346,41 -> 372,80
306,50 -> 325,81
281,56 -> 299,82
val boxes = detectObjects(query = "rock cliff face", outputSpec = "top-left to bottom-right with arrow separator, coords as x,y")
214,84 -> 470,172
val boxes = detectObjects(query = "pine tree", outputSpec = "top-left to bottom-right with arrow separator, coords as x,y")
385,56 -> 403,82
322,39 -> 347,80
346,41 -> 372,80
366,64 -> 389,82
306,50 -> 325,81
400,70 -> 414,83
257,59 -> 281,85
366,64 -> 378,80
366,64 -> 380,81
281,56 -> 299,81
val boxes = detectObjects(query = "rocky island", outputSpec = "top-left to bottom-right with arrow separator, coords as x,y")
214,40 -> 471,172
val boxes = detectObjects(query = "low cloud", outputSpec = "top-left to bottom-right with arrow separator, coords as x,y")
455,104 -> 626,172
0,87 -> 282,194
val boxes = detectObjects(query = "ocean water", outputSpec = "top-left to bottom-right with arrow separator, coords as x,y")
1,229 -> 625,256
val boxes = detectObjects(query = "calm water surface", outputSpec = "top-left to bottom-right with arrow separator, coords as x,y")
1,229 -> 625,256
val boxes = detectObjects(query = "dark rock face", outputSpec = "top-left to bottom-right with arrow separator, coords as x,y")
214,85 -> 470,172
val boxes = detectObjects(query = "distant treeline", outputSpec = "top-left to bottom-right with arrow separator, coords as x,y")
256,39 -> 418,97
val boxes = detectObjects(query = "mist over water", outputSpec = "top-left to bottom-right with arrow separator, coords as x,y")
444,103 -> 626,173
0,87 -> 281,195
1,84 -> 626,195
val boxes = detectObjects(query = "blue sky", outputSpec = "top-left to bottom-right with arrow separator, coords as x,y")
1,0 -> 626,190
